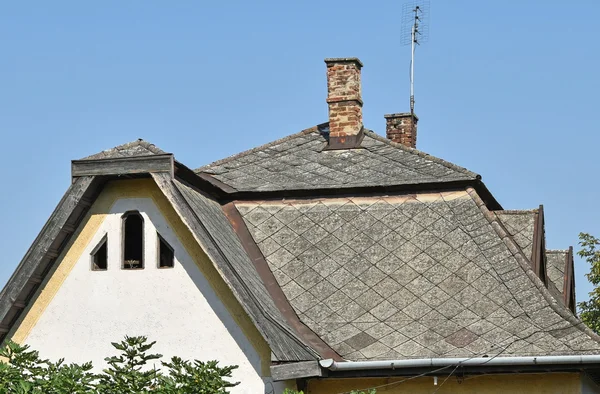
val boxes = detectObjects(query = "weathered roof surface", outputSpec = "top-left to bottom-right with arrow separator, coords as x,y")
547,250 -> 568,297
196,127 -> 479,192
82,139 -> 166,160
495,210 -> 537,260
151,173 -> 319,362
235,190 -> 600,361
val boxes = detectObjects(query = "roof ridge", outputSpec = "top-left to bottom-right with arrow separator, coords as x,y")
466,187 -> 600,344
363,130 -> 481,179
195,125 -> 320,172
495,209 -> 539,215
81,138 -> 167,160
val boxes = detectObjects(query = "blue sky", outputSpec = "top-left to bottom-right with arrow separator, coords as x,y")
1,1 -> 598,303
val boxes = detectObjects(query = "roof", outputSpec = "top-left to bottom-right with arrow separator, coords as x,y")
196,126 -> 480,193
235,189 -> 600,360
82,139 -> 166,160
495,210 -> 537,260
0,140 -> 319,362
2,131 -> 596,369
151,174 -> 319,361
547,250 -> 568,298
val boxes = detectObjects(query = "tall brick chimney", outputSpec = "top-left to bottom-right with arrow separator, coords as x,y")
384,113 -> 418,148
325,58 -> 364,149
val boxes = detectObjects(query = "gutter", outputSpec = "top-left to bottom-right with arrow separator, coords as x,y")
320,355 -> 600,371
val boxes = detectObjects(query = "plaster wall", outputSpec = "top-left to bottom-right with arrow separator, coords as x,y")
308,373 -> 581,394
7,180 -> 292,394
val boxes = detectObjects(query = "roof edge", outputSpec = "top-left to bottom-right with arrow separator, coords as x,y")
151,173 -> 319,361
466,187 -> 600,344
195,124 -> 322,173
223,202 -> 341,361
362,130 -> 481,180
495,209 -> 539,215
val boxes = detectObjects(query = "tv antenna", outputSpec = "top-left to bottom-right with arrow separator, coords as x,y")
401,0 -> 430,116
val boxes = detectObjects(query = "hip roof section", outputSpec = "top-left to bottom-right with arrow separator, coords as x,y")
234,189 -> 600,361
196,126 -> 480,193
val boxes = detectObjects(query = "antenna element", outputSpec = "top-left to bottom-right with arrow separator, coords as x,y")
401,1 -> 430,116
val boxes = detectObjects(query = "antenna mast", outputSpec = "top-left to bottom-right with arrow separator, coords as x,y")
402,1 -> 430,116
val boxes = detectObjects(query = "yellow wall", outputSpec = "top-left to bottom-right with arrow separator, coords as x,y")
308,373 -> 581,394
7,178 -> 272,375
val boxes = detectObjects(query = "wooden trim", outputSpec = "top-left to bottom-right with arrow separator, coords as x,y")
270,361 -> 325,381
174,161 -> 234,198
564,246 -> 576,313
222,202 -> 342,361
531,205 -> 547,285
196,172 -> 238,194
151,173 -> 318,361
72,154 -> 174,178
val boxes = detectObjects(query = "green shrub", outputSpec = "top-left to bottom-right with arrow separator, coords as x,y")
0,336 -> 237,393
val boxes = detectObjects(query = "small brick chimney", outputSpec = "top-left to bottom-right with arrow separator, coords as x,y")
325,58 -> 364,149
384,113 -> 418,148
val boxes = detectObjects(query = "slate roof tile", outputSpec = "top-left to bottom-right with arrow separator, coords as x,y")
197,128 -> 479,192
82,139 -> 166,160
547,250 -> 568,296
235,190 -> 600,360
495,210 -> 537,260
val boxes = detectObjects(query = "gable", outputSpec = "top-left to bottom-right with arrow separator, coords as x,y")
6,179 -> 273,388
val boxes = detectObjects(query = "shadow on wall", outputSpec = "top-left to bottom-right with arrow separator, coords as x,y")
174,244 -> 263,377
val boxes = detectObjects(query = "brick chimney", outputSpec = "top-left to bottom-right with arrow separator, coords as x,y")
384,113 -> 418,148
325,58 -> 364,149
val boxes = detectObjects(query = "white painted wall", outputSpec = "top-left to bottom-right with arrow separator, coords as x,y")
24,198 -> 287,394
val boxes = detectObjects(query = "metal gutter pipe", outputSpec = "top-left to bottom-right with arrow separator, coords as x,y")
320,355 -> 600,371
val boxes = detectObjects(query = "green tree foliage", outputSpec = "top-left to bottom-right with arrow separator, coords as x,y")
578,232 -> 600,334
0,336 -> 238,393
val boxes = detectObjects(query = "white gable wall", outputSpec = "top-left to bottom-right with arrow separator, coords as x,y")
20,197 -> 286,394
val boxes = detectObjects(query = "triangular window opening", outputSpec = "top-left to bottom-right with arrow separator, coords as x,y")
123,212 -> 144,269
91,235 -> 108,271
158,234 -> 174,268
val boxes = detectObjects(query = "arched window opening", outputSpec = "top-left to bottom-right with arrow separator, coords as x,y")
123,212 -> 144,269
91,235 -> 108,271
158,233 -> 174,268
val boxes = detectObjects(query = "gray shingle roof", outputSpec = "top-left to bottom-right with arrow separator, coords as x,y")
196,126 -> 480,192
547,250 -> 568,297
235,190 -> 600,361
495,210 -> 537,260
82,139 -> 166,160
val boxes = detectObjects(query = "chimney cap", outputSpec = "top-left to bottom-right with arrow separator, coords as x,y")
324,57 -> 364,68
384,112 -> 419,121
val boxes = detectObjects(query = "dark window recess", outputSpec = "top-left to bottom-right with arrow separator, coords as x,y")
123,212 -> 144,269
91,236 -> 108,271
158,234 -> 174,268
